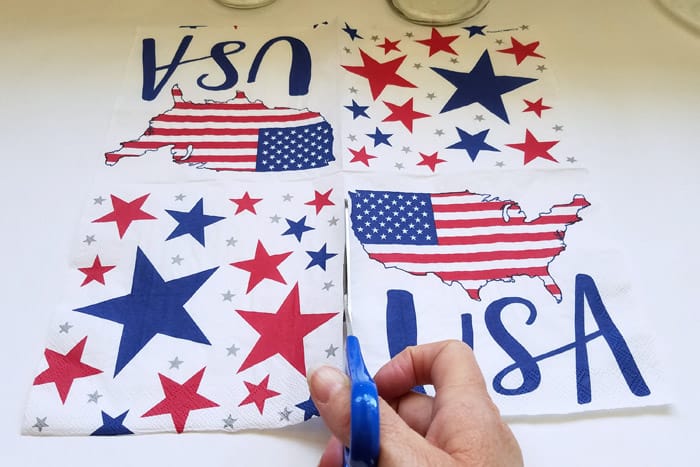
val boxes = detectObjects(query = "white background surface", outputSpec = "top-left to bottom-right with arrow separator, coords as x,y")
1,0 -> 698,465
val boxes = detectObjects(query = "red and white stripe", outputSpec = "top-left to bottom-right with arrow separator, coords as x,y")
365,192 -> 589,301
105,86 -> 325,171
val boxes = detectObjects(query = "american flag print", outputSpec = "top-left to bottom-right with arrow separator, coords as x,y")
105,86 -> 335,172
349,189 -> 590,302
23,178 -> 344,435
339,22 -> 576,174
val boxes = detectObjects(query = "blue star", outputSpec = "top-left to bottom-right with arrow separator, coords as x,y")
166,198 -> 225,247
342,22 -> 363,40
295,397 -> 319,421
345,100 -> 370,119
91,410 -> 133,436
305,244 -> 338,271
447,127 -> 499,161
464,25 -> 487,37
366,127 -> 393,147
431,51 -> 536,123
282,216 -> 314,242
75,248 -> 215,376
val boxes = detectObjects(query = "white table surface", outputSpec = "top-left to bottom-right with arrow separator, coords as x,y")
2,0 -> 698,465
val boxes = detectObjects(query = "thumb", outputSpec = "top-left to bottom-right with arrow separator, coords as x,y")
308,366 -> 453,467
308,365 -> 352,445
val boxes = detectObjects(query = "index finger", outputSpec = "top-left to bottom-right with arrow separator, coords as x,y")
373,340 -> 488,400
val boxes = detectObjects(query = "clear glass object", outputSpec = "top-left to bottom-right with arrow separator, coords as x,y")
392,0 -> 490,25
216,0 -> 277,8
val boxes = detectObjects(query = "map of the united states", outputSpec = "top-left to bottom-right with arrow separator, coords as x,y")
349,189 -> 590,302
105,85 -> 335,172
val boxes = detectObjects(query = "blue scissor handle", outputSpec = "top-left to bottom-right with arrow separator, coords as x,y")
344,335 -> 380,467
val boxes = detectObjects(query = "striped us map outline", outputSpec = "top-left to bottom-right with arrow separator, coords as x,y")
348,189 -> 590,302
105,85 -> 335,172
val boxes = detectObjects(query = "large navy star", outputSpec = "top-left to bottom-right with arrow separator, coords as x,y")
75,248 -> 216,376
166,198 -> 225,246
431,51 -> 536,123
91,410 -> 133,436
305,244 -> 337,271
447,127 -> 500,161
282,216 -> 315,242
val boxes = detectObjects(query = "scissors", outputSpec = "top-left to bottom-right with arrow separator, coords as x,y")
343,200 -> 380,467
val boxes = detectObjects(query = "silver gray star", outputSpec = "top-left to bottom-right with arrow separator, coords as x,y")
83,235 -> 96,245
495,161 -> 505,167
566,156 -> 577,163
279,407 -> 292,421
169,356 -> 184,369
322,280 -> 335,291
33,417 -> 48,432
93,196 -> 106,205
474,115 -> 485,122
226,343 -> 240,356
59,322 -> 73,334
371,35 -> 380,41
175,193 -> 186,201
327,216 -> 339,226
426,92 -> 436,100
449,57 -> 459,64
434,129 -> 445,137
405,31 -> 414,38
394,162 -> 404,170
343,47 -> 351,54
536,64 -> 547,72
171,254 -> 184,265
223,414 -> 237,429
222,290 -> 235,301
226,237 -> 238,247
348,134 -> 357,142
495,39 -> 504,45
282,193 -> 294,202
325,344 -> 339,357
413,62 -> 422,69
401,146 -> 411,154
521,24 -> 530,30
270,214 -> 281,223
552,124 -> 564,132
87,390 -> 102,403
349,86 -> 358,93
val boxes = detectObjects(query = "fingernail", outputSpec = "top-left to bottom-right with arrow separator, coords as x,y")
308,366 -> 348,404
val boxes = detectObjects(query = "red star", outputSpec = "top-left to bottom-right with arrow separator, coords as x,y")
382,98 -> 430,132
417,152 -> 447,172
305,189 -> 335,215
142,368 -> 219,433
497,37 -> 545,65
236,283 -> 338,375
78,255 -> 116,286
506,129 -> 559,164
230,192 -> 262,215
523,98 -> 552,118
92,194 -> 156,238
377,37 -> 401,54
342,49 -> 416,100
231,240 -> 292,293
415,27 -> 460,57
348,146 -> 377,167
238,375 -> 280,414
33,336 -> 103,404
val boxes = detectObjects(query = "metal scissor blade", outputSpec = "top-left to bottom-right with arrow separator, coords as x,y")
343,198 -> 354,337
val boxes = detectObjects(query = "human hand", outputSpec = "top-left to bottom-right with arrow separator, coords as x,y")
308,339 -> 523,466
